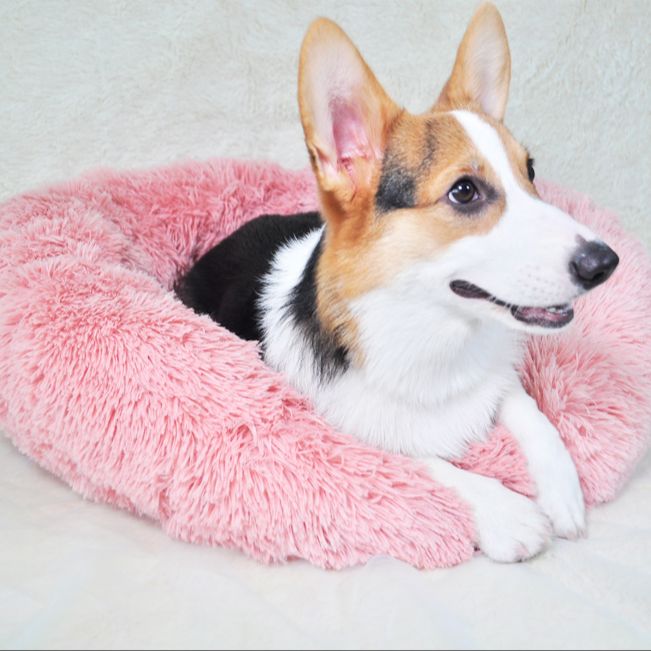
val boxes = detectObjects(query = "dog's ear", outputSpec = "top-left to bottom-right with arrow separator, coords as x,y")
299,18 -> 400,218
435,2 -> 511,121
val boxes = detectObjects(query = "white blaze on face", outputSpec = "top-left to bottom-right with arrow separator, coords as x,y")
448,110 -> 597,310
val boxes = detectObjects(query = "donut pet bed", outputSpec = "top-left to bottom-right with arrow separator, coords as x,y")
0,159 -> 650,570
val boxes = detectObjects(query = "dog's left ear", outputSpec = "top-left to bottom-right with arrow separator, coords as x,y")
435,2 -> 511,121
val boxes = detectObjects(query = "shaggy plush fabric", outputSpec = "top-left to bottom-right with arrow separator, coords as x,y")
0,159 -> 649,570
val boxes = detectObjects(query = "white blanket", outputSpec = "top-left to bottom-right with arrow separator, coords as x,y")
1,1 -> 650,648
2,440 -> 650,649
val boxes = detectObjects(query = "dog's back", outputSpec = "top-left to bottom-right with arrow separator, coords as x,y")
175,212 -> 322,342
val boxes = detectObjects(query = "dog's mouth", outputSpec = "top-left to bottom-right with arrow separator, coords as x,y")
450,280 -> 574,329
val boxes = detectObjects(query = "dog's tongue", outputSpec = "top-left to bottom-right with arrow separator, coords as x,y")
511,304 -> 574,328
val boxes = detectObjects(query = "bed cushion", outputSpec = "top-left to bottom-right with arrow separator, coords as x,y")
0,159 -> 649,569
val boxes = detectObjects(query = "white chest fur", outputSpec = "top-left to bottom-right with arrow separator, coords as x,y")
259,229 -> 523,459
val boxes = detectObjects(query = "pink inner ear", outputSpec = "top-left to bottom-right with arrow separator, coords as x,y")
330,99 -> 378,180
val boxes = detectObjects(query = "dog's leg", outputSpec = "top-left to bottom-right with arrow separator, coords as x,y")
422,457 -> 551,562
499,383 -> 586,539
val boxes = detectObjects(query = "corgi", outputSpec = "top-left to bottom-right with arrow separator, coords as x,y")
175,3 -> 619,562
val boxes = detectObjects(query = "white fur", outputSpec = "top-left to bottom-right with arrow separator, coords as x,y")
423,458 -> 551,562
259,227 -> 325,397
342,268 -> 520,458
500,385 -> 586,538
262,236 -> 519,459
259,112 -> 592,561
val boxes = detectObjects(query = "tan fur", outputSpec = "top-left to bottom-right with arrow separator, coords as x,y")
436,2 -> 511,121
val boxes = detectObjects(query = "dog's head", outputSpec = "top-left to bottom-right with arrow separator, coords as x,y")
298,2 -> 618,337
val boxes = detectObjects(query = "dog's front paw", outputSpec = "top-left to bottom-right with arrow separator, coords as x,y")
473,478 -> 552,563
536,459 -> 586,539
499,387 -> 587,541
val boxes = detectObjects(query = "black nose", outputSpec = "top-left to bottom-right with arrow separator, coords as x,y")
569,240 -> 619,290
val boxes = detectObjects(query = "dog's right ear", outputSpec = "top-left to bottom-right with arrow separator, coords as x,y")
298,19 -> 400,219
434,2 -> 511,121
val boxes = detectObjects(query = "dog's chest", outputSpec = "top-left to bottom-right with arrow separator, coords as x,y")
312,304 -> 520,458
314,367 -> 514,458
260,232 -> 521,459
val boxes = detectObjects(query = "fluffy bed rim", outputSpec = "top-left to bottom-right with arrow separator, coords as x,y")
0,158 -> 649,569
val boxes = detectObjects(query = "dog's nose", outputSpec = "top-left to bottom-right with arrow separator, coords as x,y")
569,240 -> 619,290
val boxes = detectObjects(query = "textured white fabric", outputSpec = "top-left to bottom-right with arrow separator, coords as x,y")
2,443 -> 650,649
1,1 -> 650,648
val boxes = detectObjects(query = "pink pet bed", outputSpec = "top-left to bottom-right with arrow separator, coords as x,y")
1,160 -> 650,569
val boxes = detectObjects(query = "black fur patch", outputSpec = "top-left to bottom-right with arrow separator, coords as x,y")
287,235 -> 350,381
375,154 -> 416,213
174,212 -> 322,342
375,121 -> 438,213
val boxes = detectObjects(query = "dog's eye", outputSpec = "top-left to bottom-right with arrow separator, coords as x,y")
526,157 -> 535,182
448,178 -> 480,205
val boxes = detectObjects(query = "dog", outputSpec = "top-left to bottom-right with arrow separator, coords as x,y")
175,3 -> 619,562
